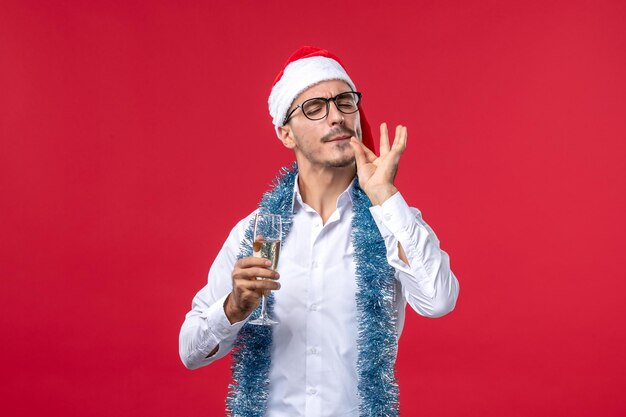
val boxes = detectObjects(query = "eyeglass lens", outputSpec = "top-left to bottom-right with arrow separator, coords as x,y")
302,92 -> 360,120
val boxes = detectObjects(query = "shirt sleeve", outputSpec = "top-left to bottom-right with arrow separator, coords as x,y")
178,212 -> 255,370
369,192 -> 459,318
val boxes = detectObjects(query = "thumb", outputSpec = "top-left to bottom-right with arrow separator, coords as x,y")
350,138 -> 367,168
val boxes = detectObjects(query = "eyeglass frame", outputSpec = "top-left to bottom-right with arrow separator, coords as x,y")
282,91 -> 362,125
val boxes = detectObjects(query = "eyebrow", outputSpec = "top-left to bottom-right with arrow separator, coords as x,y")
303,91 -> 354,101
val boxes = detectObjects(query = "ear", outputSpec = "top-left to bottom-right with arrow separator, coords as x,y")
278,125 -> 297,150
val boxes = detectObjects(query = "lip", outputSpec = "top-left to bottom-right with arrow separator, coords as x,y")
325,135 -> 351,143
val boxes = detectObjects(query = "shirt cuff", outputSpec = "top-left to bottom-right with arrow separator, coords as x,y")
199,293 -> 248,343
369,192 -> 416,237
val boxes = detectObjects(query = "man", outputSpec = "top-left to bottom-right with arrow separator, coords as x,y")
179,46 -> 459,417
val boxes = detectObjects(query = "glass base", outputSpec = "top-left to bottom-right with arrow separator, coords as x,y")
248,316 -> 279,326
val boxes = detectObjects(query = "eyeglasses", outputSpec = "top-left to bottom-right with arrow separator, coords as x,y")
283,91 -> 362,125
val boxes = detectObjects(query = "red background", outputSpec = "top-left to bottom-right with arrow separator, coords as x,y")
1,1 -> 625,416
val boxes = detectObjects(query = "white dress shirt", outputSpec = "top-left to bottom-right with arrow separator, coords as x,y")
179,179 -> 459,417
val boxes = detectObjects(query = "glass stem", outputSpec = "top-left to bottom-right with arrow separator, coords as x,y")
260,294 -> 268,318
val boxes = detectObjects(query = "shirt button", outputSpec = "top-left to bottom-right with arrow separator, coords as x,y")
312,261 -> 319,269
384,213 -> 392,221
222,328 -> 231,335
307,387 -> 317,395
310,304 -> 318,311
309,347 -> 318,354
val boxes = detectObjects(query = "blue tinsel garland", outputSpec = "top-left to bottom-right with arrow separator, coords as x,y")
226,163 -> 399,417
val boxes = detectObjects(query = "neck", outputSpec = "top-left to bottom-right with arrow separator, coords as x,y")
296,161 -> 356,224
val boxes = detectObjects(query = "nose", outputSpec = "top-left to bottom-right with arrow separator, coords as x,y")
327,101 -> 345,126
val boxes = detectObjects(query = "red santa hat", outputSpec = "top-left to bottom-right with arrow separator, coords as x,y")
268,46 -> 374,150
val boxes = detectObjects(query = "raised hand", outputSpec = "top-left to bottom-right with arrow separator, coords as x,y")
350,122 -> 408,205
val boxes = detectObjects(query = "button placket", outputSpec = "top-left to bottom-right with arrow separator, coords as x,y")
305,214 -> 324,415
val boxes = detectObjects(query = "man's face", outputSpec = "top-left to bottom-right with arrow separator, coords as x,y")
279,79 -> 362,169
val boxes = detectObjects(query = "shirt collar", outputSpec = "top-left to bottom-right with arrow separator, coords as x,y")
292,173 -> 356,214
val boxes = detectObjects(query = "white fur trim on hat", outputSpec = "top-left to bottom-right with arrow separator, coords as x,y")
268,56 -> 356,137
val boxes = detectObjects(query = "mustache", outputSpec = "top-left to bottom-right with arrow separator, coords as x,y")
321,126 -> 357,142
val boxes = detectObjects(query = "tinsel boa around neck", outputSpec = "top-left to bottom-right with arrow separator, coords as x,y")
226,163 -> 400,417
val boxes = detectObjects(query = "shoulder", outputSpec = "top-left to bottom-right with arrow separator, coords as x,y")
225,210 -> 259,245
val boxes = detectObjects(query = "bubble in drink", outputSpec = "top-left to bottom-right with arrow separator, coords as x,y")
253,239 -> 281,270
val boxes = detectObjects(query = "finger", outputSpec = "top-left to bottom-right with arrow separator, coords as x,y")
350,137 -> 368,168
236,256 -> 273,269
391,125 -> 407,154
380,122 -> 390,156
253,279 -> 281,291
361,142 -> 378,163
241,278 -> 281,292
234,266 -> 280,281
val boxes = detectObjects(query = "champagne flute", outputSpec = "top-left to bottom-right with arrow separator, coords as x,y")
248,213 -> 281,326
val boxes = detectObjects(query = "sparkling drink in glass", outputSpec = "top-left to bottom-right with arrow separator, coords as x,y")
248,213 -> 281,326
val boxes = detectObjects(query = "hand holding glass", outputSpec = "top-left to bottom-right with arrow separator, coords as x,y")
248,214 -> 281,326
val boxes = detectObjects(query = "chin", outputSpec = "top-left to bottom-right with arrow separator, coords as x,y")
326,155 -> 356,168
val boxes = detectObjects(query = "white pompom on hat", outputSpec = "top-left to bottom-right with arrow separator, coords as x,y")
268,46 -> 374,150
